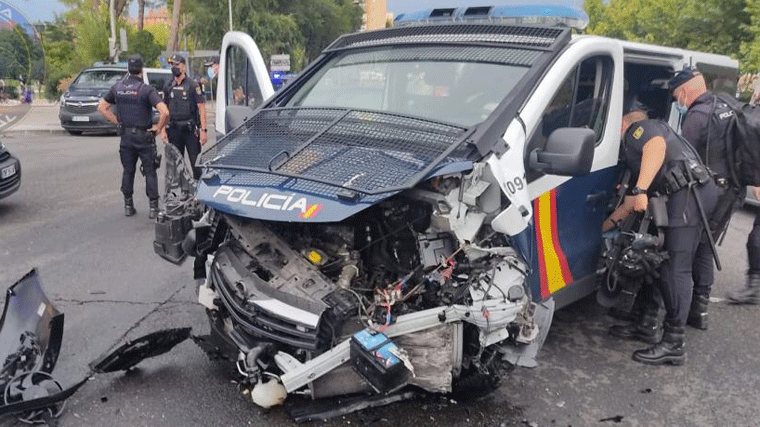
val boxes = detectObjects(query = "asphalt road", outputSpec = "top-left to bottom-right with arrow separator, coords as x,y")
0,133 -> 758,427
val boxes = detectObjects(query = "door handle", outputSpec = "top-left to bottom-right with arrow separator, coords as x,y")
586,191 -> 607,203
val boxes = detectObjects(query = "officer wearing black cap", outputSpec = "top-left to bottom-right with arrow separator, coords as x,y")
98,54 -> 169,218
160,54 -> 207,180
603,97 -> 719,365
668,69 -> 753,312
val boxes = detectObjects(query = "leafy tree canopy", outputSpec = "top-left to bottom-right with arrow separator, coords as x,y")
585,0 -> 756,72
182,0 -> 362,72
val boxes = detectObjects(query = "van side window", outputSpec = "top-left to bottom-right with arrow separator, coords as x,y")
226,45 -> 264,109
527,55 -> 613,181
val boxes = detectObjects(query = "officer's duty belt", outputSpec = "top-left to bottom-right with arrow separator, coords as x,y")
662,162 -> 711,195
122,127 -> 154,141
168,120 -> 196,130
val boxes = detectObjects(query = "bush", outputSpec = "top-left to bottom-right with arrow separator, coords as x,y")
3,84 -> 18,99
45,72 -> 73,100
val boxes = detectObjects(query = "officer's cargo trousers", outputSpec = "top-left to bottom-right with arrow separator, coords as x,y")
119,133 -> 159,201
168,125 -> 201,180
659,181 -> 718,327
748,208 -> 760,276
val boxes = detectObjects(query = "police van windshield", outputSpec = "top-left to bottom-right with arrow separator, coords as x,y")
72,69 -> 127,88
285,46 -> 536,127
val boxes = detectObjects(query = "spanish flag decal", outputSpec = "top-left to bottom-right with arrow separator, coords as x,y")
533,189 -> 573,299
298,204 -> 323,219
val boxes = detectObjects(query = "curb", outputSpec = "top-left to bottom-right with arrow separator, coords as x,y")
1,128 -> 69,136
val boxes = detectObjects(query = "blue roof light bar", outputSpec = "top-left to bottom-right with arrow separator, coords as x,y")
394,4 -> 589,30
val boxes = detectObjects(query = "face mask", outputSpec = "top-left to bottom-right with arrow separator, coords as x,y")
675,92 -> 688,114
171,67 -> 182,77
207,67 -> 215,79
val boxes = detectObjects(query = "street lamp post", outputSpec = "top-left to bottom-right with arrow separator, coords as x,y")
109,0 -> 118,61
228,0 -> 233,31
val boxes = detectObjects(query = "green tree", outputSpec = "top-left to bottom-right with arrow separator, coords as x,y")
122,29 -> 162,67
741,0 -> 760,72
0,24 -> 44,92
284,0 -> 363,61
40,17 -> 77,98
585,0 -> 753,67
71,3 -> 116,65
182,0 -> 363,72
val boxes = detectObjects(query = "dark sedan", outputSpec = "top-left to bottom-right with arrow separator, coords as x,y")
59,66 -> 126,135
0,141 -> 21,200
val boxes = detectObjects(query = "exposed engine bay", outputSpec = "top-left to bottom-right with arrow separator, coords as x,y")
185,170 -> 544,415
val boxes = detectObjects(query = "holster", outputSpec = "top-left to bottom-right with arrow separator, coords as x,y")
649,196 -> 669,228
139,134 -> 161,176
663,162 -> 710,194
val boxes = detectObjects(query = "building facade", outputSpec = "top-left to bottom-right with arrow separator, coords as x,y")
360,0 -> 388,31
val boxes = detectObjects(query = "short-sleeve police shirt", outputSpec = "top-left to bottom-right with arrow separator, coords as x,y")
623,119 -> 670,183
624,119 -> 705,226
104,75 -> 162,129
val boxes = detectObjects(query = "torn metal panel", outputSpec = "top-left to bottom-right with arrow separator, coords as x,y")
499,298 -> 555,368
394,323 -> 458,393
90,328 -> 191,373
0,269 -> 63,381
487,119 -> 533,237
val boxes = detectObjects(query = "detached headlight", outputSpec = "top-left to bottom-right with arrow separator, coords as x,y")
60,95 -> 66,106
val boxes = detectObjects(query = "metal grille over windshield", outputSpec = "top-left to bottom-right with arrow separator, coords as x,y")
325,24 -> 570,52
200,108 -> 469,194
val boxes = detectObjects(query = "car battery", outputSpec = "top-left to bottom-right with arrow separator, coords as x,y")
153,214 -> 192,265
350,330 -> 409,393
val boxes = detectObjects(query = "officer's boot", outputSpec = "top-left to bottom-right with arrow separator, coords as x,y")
631,322 -> 686,366
148,199 -> 159,219
609,312 -> 662,344
687,294 -> 709,330
726,274 -> 760,305
124,197 -> 136,217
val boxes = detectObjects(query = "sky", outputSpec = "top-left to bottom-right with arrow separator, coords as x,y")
8,0 -> 585,24
4,0 -> 69,23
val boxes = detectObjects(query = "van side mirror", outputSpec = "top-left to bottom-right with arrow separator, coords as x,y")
529,128 -> 595,176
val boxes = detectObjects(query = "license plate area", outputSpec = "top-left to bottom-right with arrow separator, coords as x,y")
1,164 -> 16,179
72,116 -> 90,122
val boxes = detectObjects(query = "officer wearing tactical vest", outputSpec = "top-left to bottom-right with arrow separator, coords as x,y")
160,54 -> 207,180
603,99 -> 719,365
98,54 -> 169,218
670,68 -> 760,306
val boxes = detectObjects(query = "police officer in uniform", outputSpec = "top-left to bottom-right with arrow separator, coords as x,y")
160,54 -> 208,180
98,54 -> 169,218
667,68 -> 745,322
603,99 -> 719,365
669,69 -> 760,307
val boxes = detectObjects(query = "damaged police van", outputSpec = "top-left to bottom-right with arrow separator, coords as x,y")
151,7 -> 737,419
